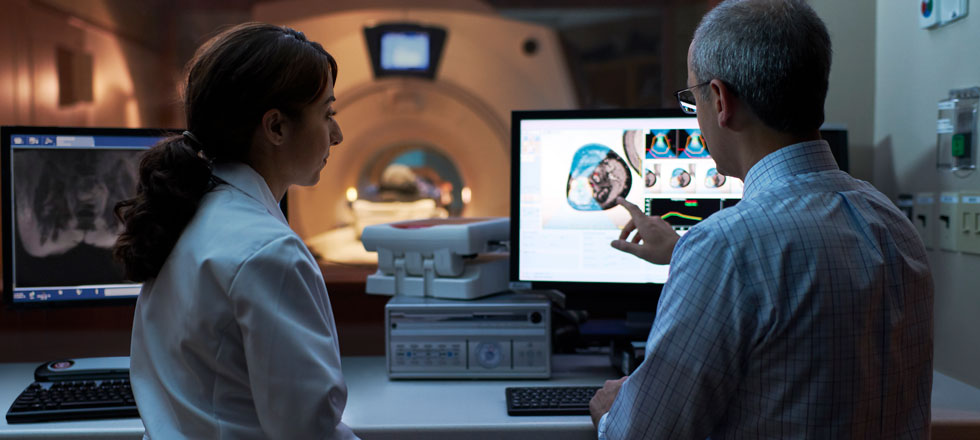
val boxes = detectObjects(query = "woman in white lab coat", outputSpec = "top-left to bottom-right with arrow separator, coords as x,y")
114,23 -> 357,439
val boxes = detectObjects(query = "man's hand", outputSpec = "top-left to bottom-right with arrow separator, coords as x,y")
610,197 -> 680,265
590,376 -> 628,428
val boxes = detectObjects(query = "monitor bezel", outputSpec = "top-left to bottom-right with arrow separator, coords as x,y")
510,109 -> 697,314
1,125 -> 179,309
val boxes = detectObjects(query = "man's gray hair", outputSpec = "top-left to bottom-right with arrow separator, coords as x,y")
691,0 -> 832,134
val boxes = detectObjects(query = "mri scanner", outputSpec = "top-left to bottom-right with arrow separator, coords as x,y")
254,1 -> 576,264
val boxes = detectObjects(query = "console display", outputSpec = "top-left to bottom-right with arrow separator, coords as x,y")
512,110 -> 742,286
1,127 -> 173,306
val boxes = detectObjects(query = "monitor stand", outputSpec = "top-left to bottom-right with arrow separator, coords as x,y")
569,312 -> 653,375
577,312 -> 653,341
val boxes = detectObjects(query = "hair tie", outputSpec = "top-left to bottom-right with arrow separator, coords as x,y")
182,130 -> 204,150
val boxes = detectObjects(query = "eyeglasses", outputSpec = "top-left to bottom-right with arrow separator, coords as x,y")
674,81 -> 710,115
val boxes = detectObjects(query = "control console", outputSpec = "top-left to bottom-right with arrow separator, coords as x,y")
385,292 -> 550,379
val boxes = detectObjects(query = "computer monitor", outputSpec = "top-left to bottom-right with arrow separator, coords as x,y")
510,109 -> 744,316
1,126 -> 178,307
819,123 -> 849,173
364,23 -> 448,80
2,127 -> 294,308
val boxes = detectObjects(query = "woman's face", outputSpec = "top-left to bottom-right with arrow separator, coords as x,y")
285,71 -> 343,187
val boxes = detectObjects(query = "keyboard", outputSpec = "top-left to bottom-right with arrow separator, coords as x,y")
505,386 -> 601,416
5,378 -> 138,423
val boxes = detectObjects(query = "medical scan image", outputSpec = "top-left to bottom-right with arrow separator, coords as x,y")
680,129 -> 710,158
622,129 -> 644,176
705,167 -> 726,188
566,144 -> 632,211
644,163 -> 661,189
645,169 -> 657,187
670,167 -> 692,188
645,129 -> 682,158
13,149 -> 141,286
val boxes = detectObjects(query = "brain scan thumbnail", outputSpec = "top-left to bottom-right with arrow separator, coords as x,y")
644,169 -> 657,187
680,130 -> 710,158
646,130 -> 674,158
669,167 -> 692,189
704,167 -> 726,188
566,144 -> 632,211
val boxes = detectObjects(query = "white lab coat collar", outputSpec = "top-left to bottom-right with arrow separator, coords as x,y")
211,162 -> 288,225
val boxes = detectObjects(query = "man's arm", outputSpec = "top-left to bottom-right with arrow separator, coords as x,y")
590,377 -> 627,427
602,226 -> 755,439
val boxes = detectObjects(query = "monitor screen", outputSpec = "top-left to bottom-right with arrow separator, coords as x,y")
380,31 -> 430,71
364,23 -> 447,79
510,110 -> 743,311
1,126 -> 175,306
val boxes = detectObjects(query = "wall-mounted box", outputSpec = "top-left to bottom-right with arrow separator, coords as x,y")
937,88 -> 978,171
940,0 -> 969,25
914,192 -> 936,250
958,192 -> 980,255
938,192 -> 959,251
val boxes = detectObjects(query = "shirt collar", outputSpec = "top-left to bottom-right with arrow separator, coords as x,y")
741,140 -> 838,200
211,162 -> 288,225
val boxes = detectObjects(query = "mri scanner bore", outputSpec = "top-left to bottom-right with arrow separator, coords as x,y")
263,6 -> 578,265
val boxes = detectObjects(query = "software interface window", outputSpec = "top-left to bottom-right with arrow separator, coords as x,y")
4,130 -> 164,304
517,117 -> 742,285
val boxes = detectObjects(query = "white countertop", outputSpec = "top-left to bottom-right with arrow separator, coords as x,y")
1,356 -> 978,439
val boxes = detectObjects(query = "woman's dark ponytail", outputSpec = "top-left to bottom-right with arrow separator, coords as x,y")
113,137 -> 214,282
112,22 -> 337,282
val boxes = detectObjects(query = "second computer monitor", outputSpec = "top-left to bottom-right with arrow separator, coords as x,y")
1,126 -> 177,307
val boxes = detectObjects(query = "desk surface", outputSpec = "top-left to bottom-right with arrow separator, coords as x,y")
0,355 -> 613,440
1,356 -> 979,440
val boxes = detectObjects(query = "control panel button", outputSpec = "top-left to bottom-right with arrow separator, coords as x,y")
476,342 -> 502,369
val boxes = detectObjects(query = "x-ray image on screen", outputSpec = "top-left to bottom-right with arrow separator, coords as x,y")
13,149 -> 140,287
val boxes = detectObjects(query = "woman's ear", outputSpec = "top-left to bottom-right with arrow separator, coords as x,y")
260,108 -> 285,147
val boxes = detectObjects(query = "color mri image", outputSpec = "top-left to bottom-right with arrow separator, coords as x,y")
669,166 -> 693,189
645,130 -> 681,158
704,167 -> 726,188
678,129 -> 709,158
566,144 -> 632,211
